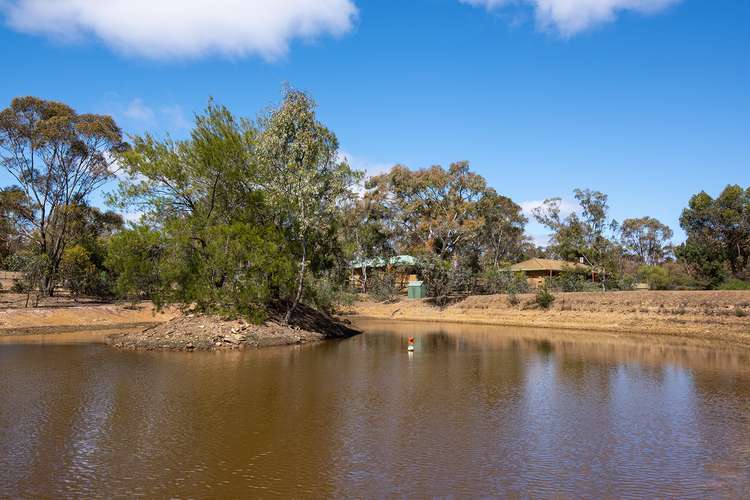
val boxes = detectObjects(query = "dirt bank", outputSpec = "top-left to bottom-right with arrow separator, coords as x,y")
0,297 -> 177,336
108,303 -> 362,351
347,291 -> 750,347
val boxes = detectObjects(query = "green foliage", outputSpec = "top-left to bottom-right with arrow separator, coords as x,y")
718,278 -> 750,291
480,266 -> 530,295
675,241 -> 728,289
637,265 -> 670,290
419,256 -> 456,306
160,223 -> 294,319
257,88 -> 360,321
620,216 -> 674,265
680,185 -> 750,281
59,245 -> 100,299
368,271 -> 400,303
106,226 -> 164,304
533,189 -> 621,289
549,266 -> 598,292
111,90 -> 359,321
535,286 -> 555,309
0,97 -> 125,295
305,272 -> 356,314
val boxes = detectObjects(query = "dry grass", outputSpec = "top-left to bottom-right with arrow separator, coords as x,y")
347,290 -> 750,347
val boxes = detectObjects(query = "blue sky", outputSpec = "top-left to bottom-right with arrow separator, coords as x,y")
1,0 -> 748,244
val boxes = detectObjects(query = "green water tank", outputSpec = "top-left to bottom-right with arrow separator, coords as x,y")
407,281 -> 425,299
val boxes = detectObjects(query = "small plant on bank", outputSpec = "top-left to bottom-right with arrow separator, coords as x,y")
507,292 -> 520,306
535,286 -> 555,310
735,307 -> 748,318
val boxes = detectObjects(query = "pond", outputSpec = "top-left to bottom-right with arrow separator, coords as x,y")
1,320 -> 749,497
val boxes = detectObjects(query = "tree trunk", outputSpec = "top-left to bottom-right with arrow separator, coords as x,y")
285,239 -> 307,324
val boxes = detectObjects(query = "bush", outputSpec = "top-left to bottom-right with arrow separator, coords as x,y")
718,278 -> 750,291
307,272 -> 356,313
368,271 -> 400,303
535,286 -> 555,309
60,245 -> 100,300
480,266 -> 530,295
549,266 -> 598,292
638,265 -> 671,290
419,256 -> 454,306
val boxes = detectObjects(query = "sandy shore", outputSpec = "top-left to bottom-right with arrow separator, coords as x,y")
0,294 -> 360,350
346,291 -> 750,347
0,300 -> 177,335
2,290 -> 749,349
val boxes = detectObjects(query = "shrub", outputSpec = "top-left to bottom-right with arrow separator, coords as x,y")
419,256 -> 454,307
60,245 -> 100,300
535,286 -> 555,309
718,279 -> 750,291
481,266 -> 530,295
307,272 -> 357,314
550,266 -> 598,292
368,271 -> 400,303
507,293 -> 520,306
638,265 -> 671,290
735,307 -> 747,318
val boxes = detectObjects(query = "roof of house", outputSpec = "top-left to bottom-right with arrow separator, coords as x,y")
510,258 -> 590,273
350,255 -> 417,269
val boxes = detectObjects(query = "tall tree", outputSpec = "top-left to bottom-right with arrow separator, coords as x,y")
115,101 -> 292,317
679,184 -> 750,281
533,189 -> 620,288
620,216 -> 673,265
477,189 -> 529,267
257,89 -> 359,321
365,162 -> 488,260
0,97 -> 126,294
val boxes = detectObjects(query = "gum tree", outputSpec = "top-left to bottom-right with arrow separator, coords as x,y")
258,88 -> 359,322
0,97 -> 125,294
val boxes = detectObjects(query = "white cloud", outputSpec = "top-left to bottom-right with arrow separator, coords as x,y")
2,0 -> 358,60
103,96 -> 192,135
461,0 -> 680,36
123,98 -> 156,124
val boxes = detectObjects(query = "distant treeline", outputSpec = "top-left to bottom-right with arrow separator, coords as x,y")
1,92 -> 748,319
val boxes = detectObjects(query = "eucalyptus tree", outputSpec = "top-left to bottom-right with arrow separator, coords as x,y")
0,97 -> 126,294
257,88 -> 360,322
477,189 -> 529,267
678,184 -> 750,283
365,161 -> 488,260
533,189 -> 620,288
620,216 -> 673,265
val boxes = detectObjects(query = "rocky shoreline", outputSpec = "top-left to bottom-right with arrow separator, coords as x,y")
108,305 -> 362,351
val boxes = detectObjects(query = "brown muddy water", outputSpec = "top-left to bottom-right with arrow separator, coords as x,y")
1,320 -> 750,498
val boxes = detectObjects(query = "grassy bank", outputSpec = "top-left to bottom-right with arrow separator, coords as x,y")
347,291 -> 750,347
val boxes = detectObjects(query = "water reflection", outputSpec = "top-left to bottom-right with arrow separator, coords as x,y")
1,321 -> 749,497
